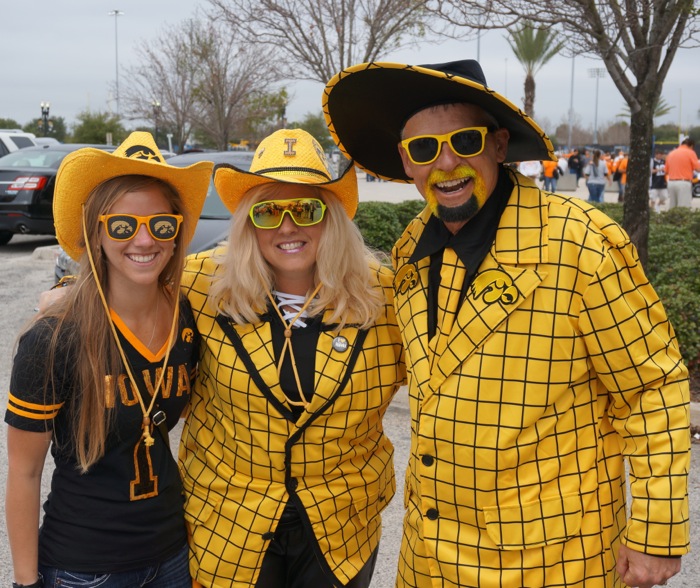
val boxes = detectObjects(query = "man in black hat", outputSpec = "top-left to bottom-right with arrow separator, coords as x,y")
324,60 -> 689,588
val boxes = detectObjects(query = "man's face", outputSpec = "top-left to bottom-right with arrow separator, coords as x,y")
398,103 -> 509,234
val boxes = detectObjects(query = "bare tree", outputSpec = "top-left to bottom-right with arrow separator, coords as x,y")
429,0 -> 700,265
121,18 -> 283,152
188,20 -> 284,150
121,20 -> 204,153
206,0 -> 433,84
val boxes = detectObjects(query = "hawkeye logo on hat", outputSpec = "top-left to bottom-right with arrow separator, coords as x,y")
124,145 -> 163,163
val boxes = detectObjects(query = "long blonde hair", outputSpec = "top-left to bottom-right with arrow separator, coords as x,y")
209,183 -> 384,329
39,175 -> 187,472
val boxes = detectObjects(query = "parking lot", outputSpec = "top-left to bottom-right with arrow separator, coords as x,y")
0,216 -> 698,585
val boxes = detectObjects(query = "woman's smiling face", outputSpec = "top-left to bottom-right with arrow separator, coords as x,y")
253,186 -> 326,295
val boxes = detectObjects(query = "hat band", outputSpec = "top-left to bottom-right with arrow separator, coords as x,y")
258,166 -> 332,181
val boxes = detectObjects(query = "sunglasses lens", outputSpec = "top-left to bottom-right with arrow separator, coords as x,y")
250,202 -> 282,228
451,129 -> 484,157
250,199 -> 325,229
147,215 -> 180,240
407,137 -> 439,164
104,215 -> 138,240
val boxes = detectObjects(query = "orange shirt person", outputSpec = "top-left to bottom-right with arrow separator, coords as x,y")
541,159 -> 561,192
665,138 -> 700,208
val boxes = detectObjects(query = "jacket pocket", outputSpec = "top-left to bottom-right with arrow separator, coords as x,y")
482,493 -> 582,550
183,482 -> 222,527
351,466 -> 396,527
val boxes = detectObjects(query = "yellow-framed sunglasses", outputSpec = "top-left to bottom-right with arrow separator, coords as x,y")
249,197 -> 327,229
400,126 -> 492,165
98,213 -> 183,242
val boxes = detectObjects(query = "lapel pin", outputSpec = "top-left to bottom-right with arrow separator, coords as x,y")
332,336 -> 349,353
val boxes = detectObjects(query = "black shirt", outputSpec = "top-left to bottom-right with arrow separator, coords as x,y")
409,168 -> 513,339
5,299 -> 199,572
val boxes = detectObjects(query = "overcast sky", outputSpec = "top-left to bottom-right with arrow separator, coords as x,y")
2,0 -> 699,137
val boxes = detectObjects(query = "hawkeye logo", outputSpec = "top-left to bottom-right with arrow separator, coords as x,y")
124,145 -> 163,162
395,263 -> 418,295
470,269 -> 518,305
108,219 -> 135,237
182,328 -> 194,343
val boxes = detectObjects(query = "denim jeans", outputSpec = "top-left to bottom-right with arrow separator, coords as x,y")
587,182 -> 605,202
543,176 -> 557,192
39,544 -> 190,588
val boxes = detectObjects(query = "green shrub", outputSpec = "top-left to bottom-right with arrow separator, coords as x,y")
394,199 -> 426,227
646,208 -> 700,370
354,201 -> 417,253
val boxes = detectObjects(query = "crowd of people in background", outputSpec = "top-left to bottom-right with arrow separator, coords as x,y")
516,140 -> 699,211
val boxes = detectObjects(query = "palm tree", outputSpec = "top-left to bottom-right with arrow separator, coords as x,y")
617,96 -> 674,120
506,21 -> 564,117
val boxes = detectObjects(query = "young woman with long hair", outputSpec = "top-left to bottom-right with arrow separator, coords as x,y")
179,129 -> 405,588
5,132 -> 212,588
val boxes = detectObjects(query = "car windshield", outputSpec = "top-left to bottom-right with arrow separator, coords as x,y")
0,149 -> 67,169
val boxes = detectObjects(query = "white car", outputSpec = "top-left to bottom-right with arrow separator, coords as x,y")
0,129 -> 38,157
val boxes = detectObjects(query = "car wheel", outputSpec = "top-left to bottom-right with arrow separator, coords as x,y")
0,230 -> 13,246
693,182 -> 700,198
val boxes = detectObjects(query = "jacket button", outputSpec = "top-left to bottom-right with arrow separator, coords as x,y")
288,477 -> 298,491
426,508 -> 439,520
421,454 -> 434,466
262,531 -> 275,541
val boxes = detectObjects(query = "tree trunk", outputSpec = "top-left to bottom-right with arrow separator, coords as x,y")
623,107 -> 654,267
523,73 -> 535,117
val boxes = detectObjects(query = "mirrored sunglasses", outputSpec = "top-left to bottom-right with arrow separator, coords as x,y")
401,126 -> 491,165
99,213 -> 183,242
249,198 -> 327,229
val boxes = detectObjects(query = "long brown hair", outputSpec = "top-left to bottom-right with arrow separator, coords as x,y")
40,175 -> 187,472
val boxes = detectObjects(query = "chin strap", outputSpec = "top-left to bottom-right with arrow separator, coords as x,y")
265,282 -> 323,408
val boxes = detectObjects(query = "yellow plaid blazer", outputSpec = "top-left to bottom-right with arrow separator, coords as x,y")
392,171 -> 690,588
179,249 -> 405,587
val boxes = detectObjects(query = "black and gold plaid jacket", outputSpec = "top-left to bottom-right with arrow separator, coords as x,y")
392,171 -> 690,588
178,249 -> 405,587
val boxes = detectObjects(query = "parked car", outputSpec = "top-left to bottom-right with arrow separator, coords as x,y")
0,143 -> 115,245
54,150 -> 255,281
0,129 -> 38,157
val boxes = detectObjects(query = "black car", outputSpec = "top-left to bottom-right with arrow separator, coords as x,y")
167,150 -> 255,252
0,144 -> 115,245
54,150 -> 255,281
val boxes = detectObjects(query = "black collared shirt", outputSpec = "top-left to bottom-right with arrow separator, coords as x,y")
408,167 -> 513,339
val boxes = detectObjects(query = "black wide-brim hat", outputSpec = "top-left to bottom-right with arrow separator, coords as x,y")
323,60 -> 555,182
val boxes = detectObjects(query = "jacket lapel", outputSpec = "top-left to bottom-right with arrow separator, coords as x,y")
299,314 -> 362,419
395,172 -> 550,395
394,219 -> 433,393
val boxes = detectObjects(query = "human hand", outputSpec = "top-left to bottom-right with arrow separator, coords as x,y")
616,543 -> 681,587
36,282 -> 70,315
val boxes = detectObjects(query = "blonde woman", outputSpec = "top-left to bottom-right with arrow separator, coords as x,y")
5,133 -> 212,588
179,129 -> 405,588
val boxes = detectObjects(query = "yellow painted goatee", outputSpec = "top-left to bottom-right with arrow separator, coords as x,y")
425,166 -> 488,218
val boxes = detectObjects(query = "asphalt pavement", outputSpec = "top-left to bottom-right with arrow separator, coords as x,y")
0,175 -> 698,585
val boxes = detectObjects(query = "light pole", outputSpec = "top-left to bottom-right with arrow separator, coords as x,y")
567,57 -> 575,150
152,100 -> 161,147
588,67 -> 606,145
108,10 -> 124,117
40,102 -> 50,136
